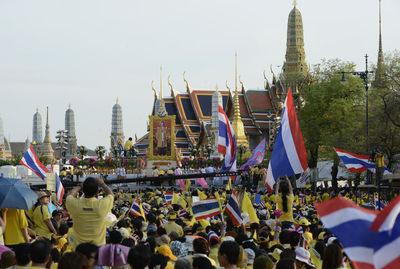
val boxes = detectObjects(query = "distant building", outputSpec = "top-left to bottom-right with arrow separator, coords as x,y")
0,114 -> 12,160
65,104 -> 77,158
110,98 -> 125,149
32,108 -> 43,144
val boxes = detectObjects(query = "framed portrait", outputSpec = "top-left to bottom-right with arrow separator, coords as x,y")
148,115 -> 176,160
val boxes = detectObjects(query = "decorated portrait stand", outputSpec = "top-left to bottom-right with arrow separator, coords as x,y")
147,114 -> 176,171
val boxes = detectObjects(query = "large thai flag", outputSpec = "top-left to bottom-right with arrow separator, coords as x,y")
225,191 -> 242,226
240,138 -> 266,170
20,145 -> 50,180
51,164 -> 64,206
315,196 -> 400,269
218,105 -> 237,172
334,148 -> 391,175
266,89 -> 308,193
192,198 -> 221,220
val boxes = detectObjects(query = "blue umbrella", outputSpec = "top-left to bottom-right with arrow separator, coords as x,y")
0,176 -> 38,210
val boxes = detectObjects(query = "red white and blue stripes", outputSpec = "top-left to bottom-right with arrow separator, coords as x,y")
266,89 -> 308,192
316,197 -> 400,269
192,198 -> 221,220
334,148 -> 391,175
51,164 -> 64,206
20,145 -> 50,180
129,200 -> 143,217
225,191 -> 242,226
218,105 -> 237,172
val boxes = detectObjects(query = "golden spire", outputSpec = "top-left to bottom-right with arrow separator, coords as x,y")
68,103 -> 71,109
116,97 -> 119,104
36,107 -> 39,113
232,53 -> 249,148
160,65 -> 163,99
293,0 -> 297,8
183,71 -> 190,92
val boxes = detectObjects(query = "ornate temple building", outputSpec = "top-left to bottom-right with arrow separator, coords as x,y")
32,108 -> 43,144
37,107 -> 54,162
0,114 -> 12,160
111,99 -> 124,149
281,1 -> 308,91
65,104 -> 77,157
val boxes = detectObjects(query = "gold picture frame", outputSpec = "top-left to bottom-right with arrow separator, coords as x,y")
148,115 -> 176,160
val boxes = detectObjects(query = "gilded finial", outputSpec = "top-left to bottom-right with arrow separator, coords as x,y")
215,84 -> 219,91
68,103 -> 71,109
168,75 -> 174,96
235,52 -> 238,92
151,80 -> 158,98
270,65 -> 276,84
183,71 -> 190,91
36,107 -> 39,113
160,65 -> 163,99
263,70 -> 270,90
226,81 -> 231,91
293,0 -> 297,8
116,97 -> 119,104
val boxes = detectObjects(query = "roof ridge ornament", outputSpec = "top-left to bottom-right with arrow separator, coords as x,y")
239,75 -> 245,92
263,70 -> 270,90
226,80 -> 231,92
168,75 -> 174,96
151,80 -> 158,98
183,71 -> 190,92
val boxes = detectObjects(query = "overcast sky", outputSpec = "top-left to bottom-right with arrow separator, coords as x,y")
0,0 -> 399,150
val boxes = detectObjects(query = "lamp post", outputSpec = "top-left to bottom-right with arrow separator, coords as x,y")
340,54 -> 379,207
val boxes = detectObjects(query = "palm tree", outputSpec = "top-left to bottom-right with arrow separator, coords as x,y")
95,146 -> 106,160
78,145 -> 87,160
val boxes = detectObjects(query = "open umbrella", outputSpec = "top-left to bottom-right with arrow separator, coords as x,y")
0,176 -> 38,210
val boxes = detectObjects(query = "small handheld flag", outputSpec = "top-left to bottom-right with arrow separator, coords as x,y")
218,105 -> 237,172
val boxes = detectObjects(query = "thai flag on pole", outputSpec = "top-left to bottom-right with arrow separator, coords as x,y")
266,89 -> 308,193
225,191 -> 242,226
299,193 -> 306,204
240,138 -> 266,170
164,193 -> 173,204
218,105 -> 237,172
334,148 -> 392,175
315,196 -> 400,269
129,200 -> 143,217
192,198 -> 221,220
20,145 -> 50,180
51,164 -> 64,206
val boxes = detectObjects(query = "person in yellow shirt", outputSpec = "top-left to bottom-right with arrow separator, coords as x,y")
275,176 -> 294,229
4,209 -> 30,247
66,176 -> 114,250
124,137 -> 133,157
32,191 -> 58,239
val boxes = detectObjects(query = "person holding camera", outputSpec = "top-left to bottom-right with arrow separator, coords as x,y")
274,176 -> 294,229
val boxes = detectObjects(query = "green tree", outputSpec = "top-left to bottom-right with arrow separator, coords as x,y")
78,146 -> 87,160
95,146 -> 106,160
369,51 -> 400,166
298,59 -> 365,188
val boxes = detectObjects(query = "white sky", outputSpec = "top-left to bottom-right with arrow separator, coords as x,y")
0,0 -> 399,150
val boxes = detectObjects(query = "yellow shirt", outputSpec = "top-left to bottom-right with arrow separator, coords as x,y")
322,193 -> 330,202
124,140 -> 133,150
4,209 -> 28,245
66,195 -> 114,249
32,205 -> 52,238
276,194 -> 294,223
162,222 -> 184,237
375,154 -> 384,168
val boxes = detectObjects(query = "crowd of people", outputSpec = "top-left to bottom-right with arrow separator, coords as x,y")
0,174 -> 394,269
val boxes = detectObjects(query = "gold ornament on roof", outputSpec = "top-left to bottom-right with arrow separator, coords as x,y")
151,80 -> 158,98
183,71 -> 190,92
168,75 -> 174,96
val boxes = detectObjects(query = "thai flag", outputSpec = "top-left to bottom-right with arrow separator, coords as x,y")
266,89 -> 308,193
225,191 -> 242,226
299,193 -> 306,204
374,195 -> 385,210
51,164 -> 64,206
253,193 -> 265,208
192,198 -> 221,220
218,105 -> 237,172
142,202 -> 151,215
240,138 -> 266,170
287,224 -> 303,234
129,200 -> 142,217
315,196 -> 400,269
179,209 -> 188,218
164,193 -> 173,204
334,148 -> 392,175
20,145 -> 50,180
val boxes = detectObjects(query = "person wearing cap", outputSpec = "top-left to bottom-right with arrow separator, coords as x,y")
66,176 -> 114,249
162,212 -> 183,237
299,218 -> 313,243
295,247 -> 315,268
157,244 -> 177,269
32,191 -> 58,239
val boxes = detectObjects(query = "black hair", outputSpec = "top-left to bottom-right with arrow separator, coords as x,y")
82,177 -> 98,197
59,222 -> 69,236
75,243 -> 99,260
128,243 -> 152,269
279,180 -> 290,212
50,248 -> 60,263
157,227 -> 167,236
276,258 -> 296,269
148,253 -> 168,269
280,249 -> 296,260
121,238 -> 135,248
29,239 -> 51,264
15,243 -> 30,266
193,256 -> 213,269
279,230 -> 290,245
109,230 -> 123,244
218,241 -> 240,265
314,240 -> 326,258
